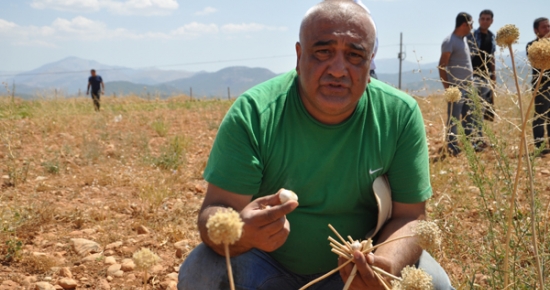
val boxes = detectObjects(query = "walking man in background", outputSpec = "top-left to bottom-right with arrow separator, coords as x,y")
467,9 -> 496,150
87,69 -> 104,112
438,12 -> 474,156
527,17 -> 550,156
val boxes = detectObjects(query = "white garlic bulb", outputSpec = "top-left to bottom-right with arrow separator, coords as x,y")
279,189 -> 298,203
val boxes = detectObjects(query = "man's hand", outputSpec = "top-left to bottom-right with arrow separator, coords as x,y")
339,251 -> 393,290
239,190 -> 298,252
198,184 -> 298,256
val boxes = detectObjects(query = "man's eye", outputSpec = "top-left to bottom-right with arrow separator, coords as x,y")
315,49 -> 330,58
348,52 -> 364,63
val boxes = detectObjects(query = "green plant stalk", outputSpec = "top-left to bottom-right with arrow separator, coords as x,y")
502,44 -> 545,289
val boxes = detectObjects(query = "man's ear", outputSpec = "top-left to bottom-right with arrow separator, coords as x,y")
295,42 -> 302,75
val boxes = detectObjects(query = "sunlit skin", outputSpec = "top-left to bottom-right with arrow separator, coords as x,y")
535,19 -> 550,39
296,9 -> 375,125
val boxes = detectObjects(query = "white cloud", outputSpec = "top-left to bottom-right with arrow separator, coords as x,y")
30,0 -> 179,15
0,17 -> 288,48
171,22 -> 218,37
195,6 -> 217,16
221,23 -> 288,33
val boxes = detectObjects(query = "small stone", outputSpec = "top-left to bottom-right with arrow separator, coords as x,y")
136,225 -> 150,235
166,272 -> 178,281
106,276 -> 113,282
44,276 -> 52,281
35,282 -> 55,290
121,259 -> 135,272
59,267 -> 72,278
81,229 -> 96,235
126,273 -> 136,281
54,286 -> 63,290
113,270 -> 124,278
166,281 -> 177,290
104,256 -> 116,265
97,279 -> 110,290
105,241 -> 123,250
150,264 -> 164,274
35,176 -> 48,181
104,250 -> 115,256
81,253 -> 102,263
33,252 -> 47,257
107,264 -> 121,276
57,278 -> 77,289
541,169 -> 550,176
70,238 -> 101,256
0,280 -> 20,290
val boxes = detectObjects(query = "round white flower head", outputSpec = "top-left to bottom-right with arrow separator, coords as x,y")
528,38 -> 550,71
132,248 -> 161,271
412,221 -> 442,251
391,266 -> 434,290
495,24 -> 520,48
351,241 -> 362,251
444,87 -> 461,103
279,189 -> 298,203
206,208 -> 244,245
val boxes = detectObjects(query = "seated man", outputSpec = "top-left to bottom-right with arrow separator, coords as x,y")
178,1 -> 454,289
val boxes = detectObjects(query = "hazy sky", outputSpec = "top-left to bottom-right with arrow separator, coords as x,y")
0,0 -> 546,74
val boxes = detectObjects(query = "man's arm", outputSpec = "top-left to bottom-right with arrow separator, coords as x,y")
86,81 -> 90,94
198,183 -> 298,257
438,52 -> 451,89
101,80 -> 105,94
339,201 -> 425,289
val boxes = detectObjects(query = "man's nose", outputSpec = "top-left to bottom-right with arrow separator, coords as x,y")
326,51 -> 348,79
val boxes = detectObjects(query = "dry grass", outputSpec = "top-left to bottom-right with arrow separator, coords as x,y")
0,79 -> 548,289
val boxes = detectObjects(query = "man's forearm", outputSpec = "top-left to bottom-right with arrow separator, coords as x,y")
373,217 -> 423,276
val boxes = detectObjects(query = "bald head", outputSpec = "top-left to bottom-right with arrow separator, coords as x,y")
300,0 -> 376,53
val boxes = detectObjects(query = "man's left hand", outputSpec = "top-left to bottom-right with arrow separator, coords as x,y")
339,250 -> 393,290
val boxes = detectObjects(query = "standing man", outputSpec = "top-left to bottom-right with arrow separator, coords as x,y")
438,12 -> 475,156
178,1 -> 454,289
527,17 -> 550,156
467,9 -> 496,150
87,69 -> 104,112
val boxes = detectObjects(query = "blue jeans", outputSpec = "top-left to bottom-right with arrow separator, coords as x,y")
177,244 -> 455,290
533,82 -> 550,149
446,88 -> 480,154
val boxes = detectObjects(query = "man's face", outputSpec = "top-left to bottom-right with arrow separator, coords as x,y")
91,70 -> 96,77
535,20 -> 550,38
296,13 -> 373,124
478,14 -> 493,31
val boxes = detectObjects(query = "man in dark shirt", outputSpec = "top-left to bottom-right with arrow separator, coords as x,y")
87,69 -> 104,112
467,9 -> 496,151
527,17 -> 550,155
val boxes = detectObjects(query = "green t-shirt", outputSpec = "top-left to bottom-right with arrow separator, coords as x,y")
204,70 -> 432,275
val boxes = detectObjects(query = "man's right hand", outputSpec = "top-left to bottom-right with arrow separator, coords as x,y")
239,190 -> 299,252
198,184 -> 298,256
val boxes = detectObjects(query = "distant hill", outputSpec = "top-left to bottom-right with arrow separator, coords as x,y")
3,57 -> 194,95
162,66 -> 278,98
103,67 -> 278,98
0,54 -> 536,99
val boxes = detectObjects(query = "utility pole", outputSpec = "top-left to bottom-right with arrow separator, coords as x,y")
227,87 -> 230,100
190,87 -> 193,99
397,32 -> 406,90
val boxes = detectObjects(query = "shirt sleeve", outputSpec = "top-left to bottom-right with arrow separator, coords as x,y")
386,103 -> 432,203
203,96 -> 264,195
441,37 -> 453,54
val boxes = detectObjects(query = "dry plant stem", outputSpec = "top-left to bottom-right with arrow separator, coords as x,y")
224,243 -> 236,290
373,270 -> 392,290
342,265 -> 357,290
298,259 -> 354,290
372,265 -> 401,281
328,224 -> 353,252
503,45 -> 545,289
366,235 -> 415,253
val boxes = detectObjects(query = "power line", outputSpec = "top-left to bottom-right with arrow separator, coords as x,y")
0,54 -> 296,78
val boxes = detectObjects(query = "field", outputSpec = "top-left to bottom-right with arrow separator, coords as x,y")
0,84 -> 549,289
